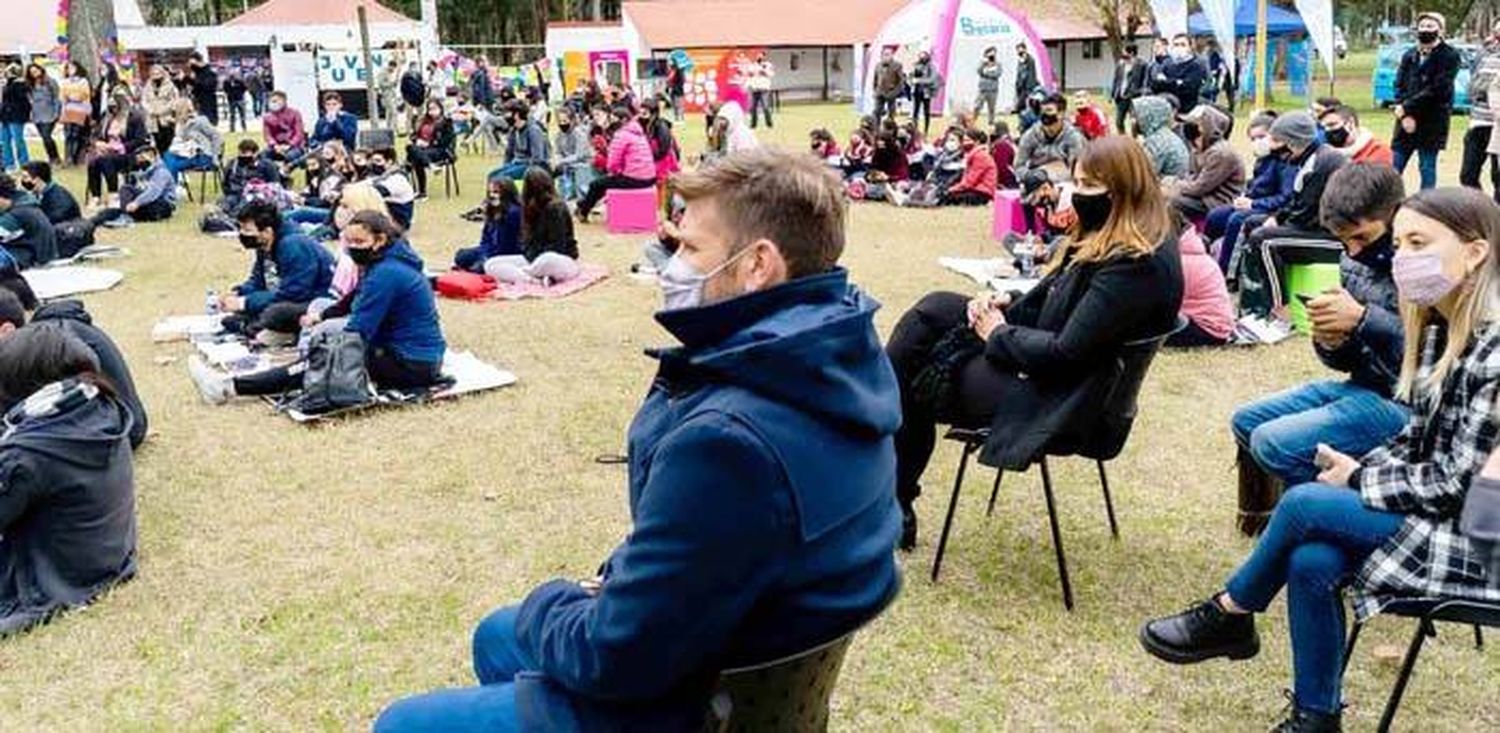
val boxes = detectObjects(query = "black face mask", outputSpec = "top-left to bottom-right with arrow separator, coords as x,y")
238,233 -> 263,250
347,246 -> 382,266
1183,122 -> 1201,144
1417,30 -> 1439,45
1324,127 -> 1350,147
238,155 -> 254,166
368,163 -> 387,175
1071,190 -> 1113,233
1040,112 -> 1060,126
1270,144 -> 1291,160
135,159 -> 151,171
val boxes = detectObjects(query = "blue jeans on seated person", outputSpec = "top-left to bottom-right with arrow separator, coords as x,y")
375,605 -> 526,732
284,206 -> 330,226
1225,484 -> 1404,715
1231,380 -> 1408,486
164,152 -> 215,176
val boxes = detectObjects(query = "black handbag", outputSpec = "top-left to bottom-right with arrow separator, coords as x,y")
291,330 -> 373,415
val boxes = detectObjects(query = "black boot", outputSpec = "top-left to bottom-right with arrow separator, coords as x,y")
1139,595 -> 1260,664
1272,699 -> 1342,732
899,502 -> 917,552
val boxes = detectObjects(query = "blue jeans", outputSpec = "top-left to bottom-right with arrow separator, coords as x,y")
1393,143 -> 1439,191
375,605 -> 528,732
164,152 -> 215,176
284,206 -> 330,225
1231,380 -> 1408,486
0,122 -> 29,170
489,161 -> 533,182
1225,484 -> 1404,714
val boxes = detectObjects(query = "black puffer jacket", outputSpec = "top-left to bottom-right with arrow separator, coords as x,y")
1314,247 -> 1402,397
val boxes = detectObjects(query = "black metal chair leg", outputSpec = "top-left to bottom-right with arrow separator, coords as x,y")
1378,619 -> 1434,733
930,443 -> 974,582
1039,457 -> 1074,611
1097,460 -> 1119,539
985,469 -> 1004,518
1475,624 -> 1484,650
1340,622 -> 1364,675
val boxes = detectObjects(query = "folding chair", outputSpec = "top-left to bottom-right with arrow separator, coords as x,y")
431,154 -> 461,198
1341,597 -> 1500,732
929,317 -> 1185,611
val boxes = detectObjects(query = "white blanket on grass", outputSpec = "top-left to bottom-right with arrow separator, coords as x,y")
22,266 -> 124,300
937,257 -> 1040,293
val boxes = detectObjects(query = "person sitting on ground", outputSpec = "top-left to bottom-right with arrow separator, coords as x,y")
574,104 -> 657,222
0,174 -> 58,269
1169,105 -> 1245,219
260,90 -> 307,166
939,129 -> 997,206
483,168 -> 580,286
842,128 -> 874,178
1141,187 -> 1500,733
1131,95 -> 1190,178
162,98 -> 223,176
889,129 -> 968,208
0,322 -> 138,638
1236,111 -> 1349,318
367,148 -> 418,230
86,90 -> 149,209
19,162 -> 80,225
292,142 -> 351,215
1205,111 -> 1298,275
216,201 -> 337,342
870,130 -> 909,183
454,178 -> 522,273
1319,105 -> 1393,165
219,138 -> 283,217
1014,92 -> 1085,182
553,107 -> 594,201
1017,168 -> 1077,246
191,210 -> 447,403
809,128 -> 840,162
0,290 -> 149,450
1230,164 -> 1408,534
310,92 -> 358,154
374,146 -> 901,733
1170,219 -> 1234,348
492,100 -> 551,182
885,135 -> 1184,549
93,144 -> 177,226
990,121 -> 1017,189
405,99 -> 456,199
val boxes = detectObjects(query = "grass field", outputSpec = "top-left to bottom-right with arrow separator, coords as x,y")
1,59 -> 1498,730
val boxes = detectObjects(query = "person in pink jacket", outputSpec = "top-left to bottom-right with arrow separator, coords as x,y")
1170,223 -> 1234,346
576,105 -> 658,222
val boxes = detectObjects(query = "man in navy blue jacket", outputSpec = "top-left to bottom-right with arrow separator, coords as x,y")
310,92 -> 359,153
219,201 -> 335,338
376,148 -> 903,731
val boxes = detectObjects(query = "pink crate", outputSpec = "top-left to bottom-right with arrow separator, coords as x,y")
606,187 -> 659,234
991,189 -> 1025,242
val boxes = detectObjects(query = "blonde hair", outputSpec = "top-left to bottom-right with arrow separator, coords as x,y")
337,182 -> 390,219
1395,188 -> 1500,402
1057,135 -> 1169,270
172,97 -> 196,125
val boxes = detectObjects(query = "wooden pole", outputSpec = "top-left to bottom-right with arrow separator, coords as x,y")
1255,0 -> 1268,109
358,5 -> 379,127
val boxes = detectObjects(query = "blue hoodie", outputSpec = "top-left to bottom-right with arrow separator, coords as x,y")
344,240 -> 445,365
512,269 -> 903,730
311,110 -> 359,152
236,225 -> 336,316
1245,154 -> 1298,214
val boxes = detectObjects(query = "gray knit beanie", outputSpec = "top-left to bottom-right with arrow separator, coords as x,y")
1269,111 -> 1317,148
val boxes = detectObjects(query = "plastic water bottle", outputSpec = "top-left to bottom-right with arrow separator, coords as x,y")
205,289 -> 220,316
1016,236 -> 1035,278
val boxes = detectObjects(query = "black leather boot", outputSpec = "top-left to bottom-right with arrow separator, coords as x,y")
1271,700 -> 1342,732
1139,596 -> 1260,664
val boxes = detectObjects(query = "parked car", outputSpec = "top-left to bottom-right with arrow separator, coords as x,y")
1373,36 -> 1476,114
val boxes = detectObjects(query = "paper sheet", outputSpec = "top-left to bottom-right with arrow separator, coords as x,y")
152,314 -> 226,343
22,266 -> 124,300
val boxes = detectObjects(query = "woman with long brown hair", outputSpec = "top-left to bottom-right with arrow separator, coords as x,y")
1141,188 -> 1500,732
482,167 -> 580,285
885,134 -> 1185,549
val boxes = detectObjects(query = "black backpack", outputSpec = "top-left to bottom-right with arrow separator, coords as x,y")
291,330 -> 373,415
55,218 -> 95,259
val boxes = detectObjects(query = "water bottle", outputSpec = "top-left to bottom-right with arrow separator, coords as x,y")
1016,236 -> 1035,278
205,289 -> 220,316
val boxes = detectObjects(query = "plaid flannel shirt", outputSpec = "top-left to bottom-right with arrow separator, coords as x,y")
1352,322 -> 1500,620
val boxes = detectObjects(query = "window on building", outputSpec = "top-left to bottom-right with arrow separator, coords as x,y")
1082,40 -> 1103,60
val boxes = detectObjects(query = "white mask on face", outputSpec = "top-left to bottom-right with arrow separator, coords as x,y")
1251,136 -> 1272,158
658,246 -> 755,311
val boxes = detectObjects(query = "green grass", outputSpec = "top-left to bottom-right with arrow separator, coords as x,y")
0,100 -> 1497,730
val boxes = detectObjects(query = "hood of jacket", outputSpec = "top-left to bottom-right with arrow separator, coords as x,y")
32,299 -> 91,326
652,268 -> 902,437
373,239 -> 425,273
3,380 -> 130,471
1132,95 -> 1173,135
1191,104 -> 1231,146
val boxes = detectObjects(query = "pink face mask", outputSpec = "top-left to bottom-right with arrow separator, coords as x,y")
1392,249 -> 1460,306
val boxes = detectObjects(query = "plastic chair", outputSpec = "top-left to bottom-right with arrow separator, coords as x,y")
177,159 -> 222,204
430,155 -> 461,199
929,317 -> 1186,610
1341,597 -> 1500,732
606,187 -> 658,234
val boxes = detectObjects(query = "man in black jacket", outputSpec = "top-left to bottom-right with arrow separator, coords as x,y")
1150,33 -> 1206,116
18,162 -> 80,224
1111,44 -> 1147,134
0,174 -> 57,269
188,54 -> 219,126
1230,164 -> 1407,533
1235,112 -> 1346,318
1392,12 -> 1462,190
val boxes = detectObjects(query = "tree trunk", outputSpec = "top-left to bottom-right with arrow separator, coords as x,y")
69,0 -> 119,83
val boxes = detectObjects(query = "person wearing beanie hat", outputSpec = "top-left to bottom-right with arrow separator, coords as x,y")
1204,110 -> 1299,276
1233,109 -> 1349,319
1391,11 -> 1461,190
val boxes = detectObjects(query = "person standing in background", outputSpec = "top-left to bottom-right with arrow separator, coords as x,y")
246,65 -> 266,117
141,65 -> 179,154
1012,43 -> 1041,114
25,64 -> 60,166
188,54 -> 219,127
747,53 -> 775,129
1111,44 -> 1147,134
1391,12 -> 1461,190
976,47 -> 1001,126
58,62 -> 92,167
0,65 -> 34,172
1461,20 -> 1500,202
872,48 -> 906,129
222,71 -> 248,134
376,58 -> 402,134
909,50 -> 940,136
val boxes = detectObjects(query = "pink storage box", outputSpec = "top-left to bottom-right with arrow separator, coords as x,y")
991,189 -> 1025,242
606,187 -> 658,234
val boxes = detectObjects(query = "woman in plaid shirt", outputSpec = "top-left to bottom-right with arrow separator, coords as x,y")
1140,188 -> 1500,733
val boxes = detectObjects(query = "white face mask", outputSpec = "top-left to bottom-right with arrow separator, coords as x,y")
1170,47 -> 1192,62
1251,136 -> 1272,158
658,246 -> 754,311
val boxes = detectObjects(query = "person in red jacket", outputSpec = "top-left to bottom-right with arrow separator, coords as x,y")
1319,105 -> 1393,166
941,129 -> 996,206
1071,91 -> 1109,141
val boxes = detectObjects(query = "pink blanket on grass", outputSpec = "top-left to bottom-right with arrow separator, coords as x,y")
492,263 -> 610,301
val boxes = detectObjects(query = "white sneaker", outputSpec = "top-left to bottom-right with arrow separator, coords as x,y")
188,357 -> 234,405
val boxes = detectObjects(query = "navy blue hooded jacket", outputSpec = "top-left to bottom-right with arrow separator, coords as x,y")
236,225 -> 336,316
1245,154 -> 1299,214
345,240 -> 445,365
311,110 -> 359,152
512,269 -> 903,730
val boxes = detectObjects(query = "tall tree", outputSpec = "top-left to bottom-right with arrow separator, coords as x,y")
1091,0 -> 1149,60
69,0 -> 120,81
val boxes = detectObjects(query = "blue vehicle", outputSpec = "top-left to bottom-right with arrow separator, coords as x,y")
1373,31 -> 1476,113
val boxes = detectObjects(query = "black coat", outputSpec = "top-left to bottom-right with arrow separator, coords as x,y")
1112,58 -> 1147,101
1394,42 -> 1462,149
190,65 -> 219,116
1150,56 -> 1206,115
1,195 -> 57,269
222,76 -> 247,102
522,200 -> 578,261
400,71 -> 427,107
1279,143 -> 1346,233
38,183 -> 81,225
0,79 -> 32,124
32,300 -> 149,449
978,234 -> 1184,468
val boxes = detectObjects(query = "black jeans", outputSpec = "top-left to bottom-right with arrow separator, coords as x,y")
33,122 -> 59,163
1460,126 -> 1500,203
152,124 -> 174,154
1166,318 -> 1228,348
577,174 -> 655,218
224,300 -> 310,336
64,122 -> 89,165
912,92 -> 932,134
226,99 -> 248,132
750,90 -> 773,128
874,95 -> 899,128
87,153 -> 130,198
92,197 -> 173,224
1113,97 -> 1132,134
233,348 -> 443,395
406,144 -> 453,195
886,291 -> 1013,508
940,190 -> 991,207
